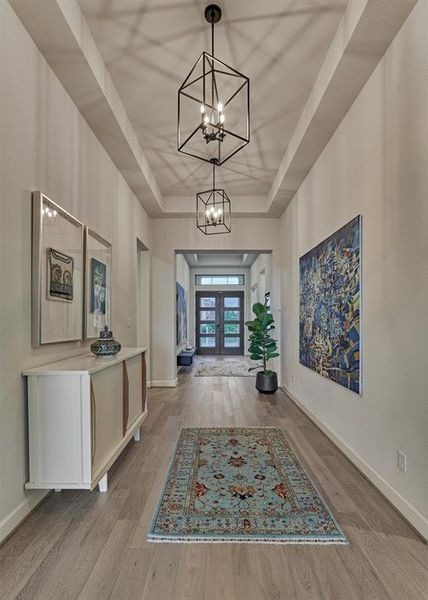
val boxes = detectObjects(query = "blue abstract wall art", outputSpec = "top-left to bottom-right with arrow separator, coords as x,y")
176,282 -> 187,348
299,215 -> 361,394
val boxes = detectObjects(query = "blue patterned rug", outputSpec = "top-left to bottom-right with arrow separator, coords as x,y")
148,427 -> 347,544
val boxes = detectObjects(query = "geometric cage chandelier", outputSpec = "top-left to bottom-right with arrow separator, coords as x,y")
177,4 -> 250,166
196,164 -> 231,235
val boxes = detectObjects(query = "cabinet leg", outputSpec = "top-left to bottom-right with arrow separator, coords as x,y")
133,427 -> 141,442
98,473 -> 108,492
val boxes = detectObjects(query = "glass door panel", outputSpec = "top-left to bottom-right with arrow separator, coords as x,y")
199,310 -> 216,321
221,292 -> 244,355
200,297 -> 216,307
196,293 -> 219,354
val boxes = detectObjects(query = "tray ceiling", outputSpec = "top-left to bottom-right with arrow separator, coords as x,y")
78,0 -> 348,198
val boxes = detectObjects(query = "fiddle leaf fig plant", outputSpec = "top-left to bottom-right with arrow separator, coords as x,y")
245,302 -> 279,375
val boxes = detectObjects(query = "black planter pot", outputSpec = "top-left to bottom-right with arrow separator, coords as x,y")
256,371 -> 278,394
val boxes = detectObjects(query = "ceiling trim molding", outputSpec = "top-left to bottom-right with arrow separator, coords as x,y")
267,0 -> 417,217
162,195 -> 270,218
9,0 -> 164,216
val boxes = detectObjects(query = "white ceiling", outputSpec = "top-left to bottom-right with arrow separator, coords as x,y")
78,0 -> 348,198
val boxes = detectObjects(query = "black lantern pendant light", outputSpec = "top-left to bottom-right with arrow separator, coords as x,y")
196,164 -> 231,235
178,4 -> 250,166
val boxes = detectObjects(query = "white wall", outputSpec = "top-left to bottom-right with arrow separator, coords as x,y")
151,218 -> 282,385
0,2 -> 152,542
189,266 -> 250,353
250,253 -> 272,304
175,254 -> 190,352
280,0 -> 428,538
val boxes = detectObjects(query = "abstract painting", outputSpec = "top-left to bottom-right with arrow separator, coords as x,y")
299,216 -> 361,394
90,257 -> 107,315
47,248 -> 73,302
176,282 -> 187,347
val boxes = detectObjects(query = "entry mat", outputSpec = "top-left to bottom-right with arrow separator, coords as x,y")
194,358 -> 255,377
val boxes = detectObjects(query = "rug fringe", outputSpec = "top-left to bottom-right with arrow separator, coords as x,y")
147,535 -> 348,545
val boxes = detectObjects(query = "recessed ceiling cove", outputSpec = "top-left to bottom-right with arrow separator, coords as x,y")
78,0 -> 348,199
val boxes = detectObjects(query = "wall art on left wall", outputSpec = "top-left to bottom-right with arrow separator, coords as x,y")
84,228 -> 112,340
32,192 -> 85,346
176,282 -> 187,349
47,248 -> 74,302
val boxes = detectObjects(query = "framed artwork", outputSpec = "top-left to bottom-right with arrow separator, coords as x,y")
47,248 -> 74,301
299,215 -> 361,394
32,192 -> 84,346
176,282 -> 187,348
90,258 -> 107,314
84,228 -> 112,340
264,292 -> 271,309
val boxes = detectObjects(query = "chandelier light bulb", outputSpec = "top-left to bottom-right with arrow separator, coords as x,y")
217,102 -> 223,112
203,115 -> 209,124
219,113 -> 225,124
210,206 -> 215,213
200,104 -> 205,113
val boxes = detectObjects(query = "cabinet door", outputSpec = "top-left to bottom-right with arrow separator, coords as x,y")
123,353 -> 146,434
91,363 -> 123,480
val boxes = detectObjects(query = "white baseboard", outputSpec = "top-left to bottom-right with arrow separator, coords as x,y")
0,490 -> 49,545
282,387 -> 428,542
151,379 -> 177,388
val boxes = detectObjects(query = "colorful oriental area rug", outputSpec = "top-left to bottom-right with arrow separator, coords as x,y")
148,427 -> 347,544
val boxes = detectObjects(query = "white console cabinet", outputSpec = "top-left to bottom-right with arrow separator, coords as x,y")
23,348 -> 147,492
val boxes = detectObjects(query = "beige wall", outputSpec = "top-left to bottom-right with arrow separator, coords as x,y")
0,2 -> 152,542
151,218 -> 282,385
280,0 -> 428,537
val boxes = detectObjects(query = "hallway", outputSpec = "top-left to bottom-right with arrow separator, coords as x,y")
1,368 -> 427,600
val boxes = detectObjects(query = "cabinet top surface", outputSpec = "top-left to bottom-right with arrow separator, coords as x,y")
23,348 -> 147,376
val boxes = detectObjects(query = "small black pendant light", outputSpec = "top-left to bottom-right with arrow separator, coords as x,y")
196,163 -> 231,235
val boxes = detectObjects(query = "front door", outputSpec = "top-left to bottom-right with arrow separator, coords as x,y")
196,291 -> 245,355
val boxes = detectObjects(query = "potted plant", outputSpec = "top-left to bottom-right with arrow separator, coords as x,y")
245,301 -> 279,393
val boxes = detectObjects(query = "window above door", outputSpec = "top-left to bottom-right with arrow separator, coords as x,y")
195,274 -> 245,285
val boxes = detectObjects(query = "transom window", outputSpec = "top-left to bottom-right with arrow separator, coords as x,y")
195,274 -> 245,285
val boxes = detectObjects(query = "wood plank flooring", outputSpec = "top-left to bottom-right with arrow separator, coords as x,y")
1,359 -> 427,600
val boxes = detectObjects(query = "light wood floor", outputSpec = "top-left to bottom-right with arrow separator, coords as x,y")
1,360 -> 427,600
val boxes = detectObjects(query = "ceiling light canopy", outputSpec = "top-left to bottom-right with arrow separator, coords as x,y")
178,4 -> 250,166
196,164 -> 231,235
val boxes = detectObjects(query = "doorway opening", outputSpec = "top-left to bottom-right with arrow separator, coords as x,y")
175,251 -> 273,361
137,239 -> 151,384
